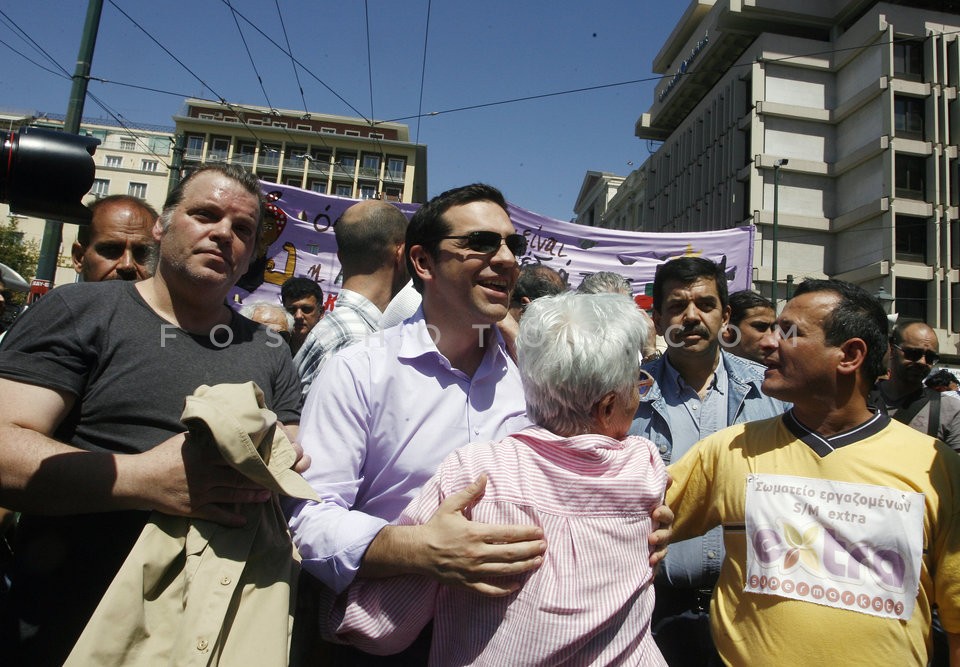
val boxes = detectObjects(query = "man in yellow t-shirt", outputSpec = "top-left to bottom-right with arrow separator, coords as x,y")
668,279 -> 960,665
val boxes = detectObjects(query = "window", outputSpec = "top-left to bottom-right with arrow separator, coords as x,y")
127,182 -> 147,199
335,183 -> 352,197
383,187 -> 402,202
208,138 -> 229,161
386,157 -> 405,179
369,132 -> 384,139
359,184 -> 377,200
186,135 -> 205,158
119,137 -> 136,151
337,154 -> 356,173
308,180 -> 326,193
896,155 -> 926,199
361,154 -> 380,177
344,130 -> 361,137
247,119 -> 263,126
895,215 -> 928,262
284,176 -> 302,186
91,178 -> 110,196
105,155 -> 123,168
893,40 -> 924,82
224,116 -> 239,123
272,121 -> 288,128
296,124 -> 312,131
198,113 -> 215,120
321,127 -> 336,134
894,97 -> 924,139
895,278 -> 928,321
141,159 -> 158,172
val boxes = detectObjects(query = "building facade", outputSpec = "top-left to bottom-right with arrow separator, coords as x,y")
1,110 -> 174,287
590,0 -> 959,353
174,99 -> 427,205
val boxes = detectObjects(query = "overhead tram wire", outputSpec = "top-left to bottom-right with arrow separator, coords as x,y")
215,0 -> 369,124
0,37 -> 70,80
414,0 -> 433,144
224,0 -> 277,113
106,0 -> 274,157
0,8 -> 72,78
273,0 -> 309,115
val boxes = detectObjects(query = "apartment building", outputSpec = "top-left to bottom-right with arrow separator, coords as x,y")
0,110 -> 174,287
584,0 -> 959,353
174,99 -> 427,204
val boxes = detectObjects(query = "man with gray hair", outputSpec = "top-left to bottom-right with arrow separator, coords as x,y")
0,163 -> 302,664
321,293 -> 668,664
294,199 -> 410,400
577,270 -> 632,296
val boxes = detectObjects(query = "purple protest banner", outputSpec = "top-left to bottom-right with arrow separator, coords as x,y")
231,183 -> 754,311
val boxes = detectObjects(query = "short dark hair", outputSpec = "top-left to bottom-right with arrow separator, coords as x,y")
335,202 -> 408,275
161,164 -> 266,247
652,256 -> 728,312
79,195 -> 159,246
926,369 -> 958,389
728,290 -> 774,326
405,183 -> 510,292
281,276 -> 323,305
576,271 -> 631,296
889,318 -> 927,346
791,279 -> 889,384
513,265 -> 568,305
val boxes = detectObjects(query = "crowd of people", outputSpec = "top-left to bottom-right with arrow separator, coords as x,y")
0,164 -> 958,666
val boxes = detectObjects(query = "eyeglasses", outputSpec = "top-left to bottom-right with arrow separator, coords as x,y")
893,343 -> 939,365
434,231 -> 527,257
285,304 -> 316,316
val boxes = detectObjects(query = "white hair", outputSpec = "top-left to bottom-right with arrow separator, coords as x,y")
517,292 -> 648,435
239,300 -> 294,329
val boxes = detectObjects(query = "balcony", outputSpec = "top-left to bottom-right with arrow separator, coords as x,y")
258,154 -> 281,168
384,169 -> 405,182
206,151 -> 228,162
283,157 -> 307,171
235,154 -> 255,167
185,148 -> 204,160
359,166 -> 379,179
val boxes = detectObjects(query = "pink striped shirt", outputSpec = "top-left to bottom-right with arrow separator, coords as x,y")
325,426 -> 668,666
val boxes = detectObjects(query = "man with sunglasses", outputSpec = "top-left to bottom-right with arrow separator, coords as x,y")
871,319 -> 960,452
289,184 -> 671,663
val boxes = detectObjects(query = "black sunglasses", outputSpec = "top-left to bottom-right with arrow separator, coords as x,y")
893,343 -> 939,365
434,231 -> 527,257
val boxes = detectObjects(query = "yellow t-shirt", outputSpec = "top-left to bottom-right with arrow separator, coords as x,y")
668,412 -> 960,665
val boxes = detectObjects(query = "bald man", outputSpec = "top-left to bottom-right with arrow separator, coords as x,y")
872,319 -> 960,452
293,199 -> 410,400
72,195 -> 159,282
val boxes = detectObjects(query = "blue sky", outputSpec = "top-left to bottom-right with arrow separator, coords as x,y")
0,1 -> 685,221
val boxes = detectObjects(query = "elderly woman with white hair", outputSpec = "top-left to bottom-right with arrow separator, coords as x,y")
323,292 -> 668,666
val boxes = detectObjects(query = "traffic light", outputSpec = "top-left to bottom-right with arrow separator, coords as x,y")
0,126 -> 100,226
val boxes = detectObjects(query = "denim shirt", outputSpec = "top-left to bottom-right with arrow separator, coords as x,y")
629,351 -> 788,589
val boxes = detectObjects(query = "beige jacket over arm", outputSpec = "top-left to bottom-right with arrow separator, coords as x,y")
66,382 -> 321,667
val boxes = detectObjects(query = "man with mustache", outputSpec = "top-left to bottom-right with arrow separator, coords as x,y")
629,256 -> 787,666
72,195 -> 158,282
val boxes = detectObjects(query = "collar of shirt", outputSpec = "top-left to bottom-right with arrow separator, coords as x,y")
333,288 -> 383,332
396,308 -> 512,379
661,352 -> 728,400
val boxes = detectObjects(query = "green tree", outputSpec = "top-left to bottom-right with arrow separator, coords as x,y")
0,216 -> 40,303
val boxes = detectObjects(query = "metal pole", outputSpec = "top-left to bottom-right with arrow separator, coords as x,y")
33,0 -> 104,296
771,159 -> 788,308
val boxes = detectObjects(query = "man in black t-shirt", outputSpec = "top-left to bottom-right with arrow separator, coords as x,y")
0,164 -> 304,665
